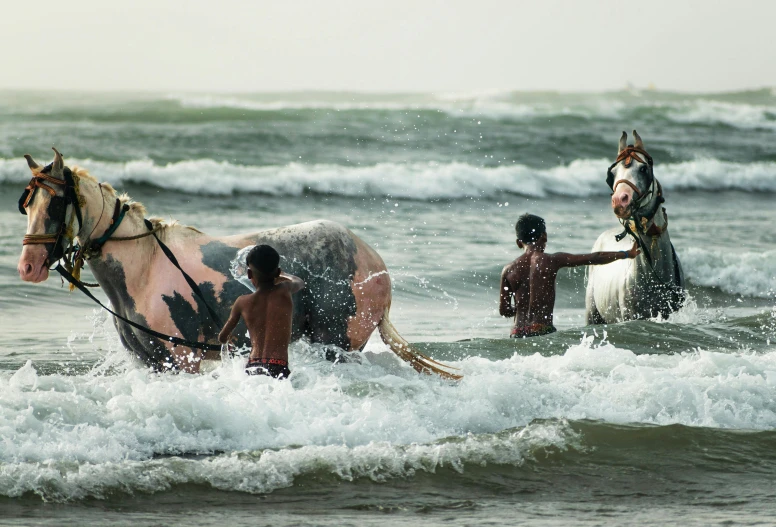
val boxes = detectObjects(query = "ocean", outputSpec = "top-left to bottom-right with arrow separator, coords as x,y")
1,89 -> 776,526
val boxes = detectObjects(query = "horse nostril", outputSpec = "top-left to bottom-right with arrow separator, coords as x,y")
621,194 -> 629,203
22,263 -> 32,276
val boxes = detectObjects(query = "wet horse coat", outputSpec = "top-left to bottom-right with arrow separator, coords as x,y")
17,150 -> 457,378
88,220 -> 388,370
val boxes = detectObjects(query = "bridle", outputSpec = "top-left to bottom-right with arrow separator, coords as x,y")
17,155 -> 226,357
606,145 -> 670,273
606,146 -> 656,207
18,163 -> 83,267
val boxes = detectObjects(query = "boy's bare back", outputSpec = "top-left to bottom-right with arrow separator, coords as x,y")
234,276 -> 296,362
501,251 -> 559,327
219,272 -> 305,363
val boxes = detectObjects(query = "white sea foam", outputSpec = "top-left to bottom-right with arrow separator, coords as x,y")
171,92 -> 583,118
3,336 -> 776,500
2,157 -> 776,199
0,419 -> 578,501
174,94 -> 427,112
679,247 -> 776,298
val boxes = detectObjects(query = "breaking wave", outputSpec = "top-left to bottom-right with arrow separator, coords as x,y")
680,247 -> 776,298
4,335 -> 776,501
2,157 -> 775,199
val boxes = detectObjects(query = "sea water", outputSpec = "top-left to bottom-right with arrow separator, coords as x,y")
1,89 -> 776,525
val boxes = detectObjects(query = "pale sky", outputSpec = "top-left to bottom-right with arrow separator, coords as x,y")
1,0 -> 774,93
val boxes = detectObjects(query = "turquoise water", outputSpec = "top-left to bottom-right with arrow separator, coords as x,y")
1,89 -> 776,525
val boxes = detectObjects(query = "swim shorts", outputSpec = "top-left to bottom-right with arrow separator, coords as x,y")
245,357 -> 291,379
510,323 -> 557,339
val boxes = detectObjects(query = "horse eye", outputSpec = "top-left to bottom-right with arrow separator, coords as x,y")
640,165 -> 647,173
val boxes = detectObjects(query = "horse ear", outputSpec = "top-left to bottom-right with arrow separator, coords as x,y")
633,130 -> 644,150
618,131 -> 627,154
24,154 -> 40,171
52,147 -> 64,177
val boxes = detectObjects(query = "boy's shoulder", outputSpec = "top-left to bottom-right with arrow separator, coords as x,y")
232,293 -> 248,306
503,252 -> 530,269
501,255 -> 525,278
255,283 -> 294,297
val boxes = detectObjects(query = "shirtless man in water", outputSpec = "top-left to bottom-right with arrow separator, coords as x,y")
499,213 -> 639,338
218,245 -> 305,378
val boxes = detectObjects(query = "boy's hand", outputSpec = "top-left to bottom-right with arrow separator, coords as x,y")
626,241 -> 641,259
279,271 -> 305,293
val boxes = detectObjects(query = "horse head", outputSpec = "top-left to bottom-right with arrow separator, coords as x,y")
607,130 -> 657,220
17,148 -> 82,283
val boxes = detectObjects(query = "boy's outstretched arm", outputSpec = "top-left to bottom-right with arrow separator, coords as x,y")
218,299 -> 243,343
499,266 -> 516,318
553,241 -> 640,268
277,271 -> 305,294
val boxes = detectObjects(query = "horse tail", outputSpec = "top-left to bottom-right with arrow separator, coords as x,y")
378,312 -> 462,381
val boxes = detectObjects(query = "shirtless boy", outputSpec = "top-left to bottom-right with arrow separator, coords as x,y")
218,245 -> 305,377
499,213 -> 639,338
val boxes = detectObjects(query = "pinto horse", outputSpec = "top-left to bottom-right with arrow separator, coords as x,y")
585,131 -> 685,323
17,149 -> 458,379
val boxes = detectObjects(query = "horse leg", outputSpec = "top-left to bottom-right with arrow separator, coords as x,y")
587,304 -> 606,325
585,283 -> 606,325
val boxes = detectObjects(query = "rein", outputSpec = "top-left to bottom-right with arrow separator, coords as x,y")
52,215 -> 224,353
54,263 -> 222,353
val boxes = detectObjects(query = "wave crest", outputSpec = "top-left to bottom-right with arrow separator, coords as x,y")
2,157 -> 776,199
680,247 -> 776,298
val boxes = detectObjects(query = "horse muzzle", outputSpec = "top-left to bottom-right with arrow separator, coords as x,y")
612,192 -> 633,219
18,245 -> 51,283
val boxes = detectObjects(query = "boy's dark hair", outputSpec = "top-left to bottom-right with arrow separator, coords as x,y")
515,213 -> 546,244
246,245 -> 280,274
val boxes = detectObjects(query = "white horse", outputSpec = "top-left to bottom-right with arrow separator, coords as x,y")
585,131 -> 685,323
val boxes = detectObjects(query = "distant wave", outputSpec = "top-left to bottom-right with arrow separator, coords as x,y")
170,91 -> 776,130
3,90 -> 775,130
2,157 -> 776,199
680,247 -> 776,298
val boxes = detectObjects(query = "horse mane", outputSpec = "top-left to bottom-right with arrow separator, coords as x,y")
71,165 -> 202,235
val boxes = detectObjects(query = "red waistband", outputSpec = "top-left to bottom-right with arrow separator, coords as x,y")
511,323 -> 556,337
246,357 -> 288,366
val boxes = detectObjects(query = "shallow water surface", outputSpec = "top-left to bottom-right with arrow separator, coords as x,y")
1,89 -> 776,525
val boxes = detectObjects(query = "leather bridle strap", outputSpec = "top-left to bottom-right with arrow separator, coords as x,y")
21,173 -> 66,209
22,233 -> 61,245
614,146 -> 653,168
611,178 -> 642,198
612,171 -> 657,210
